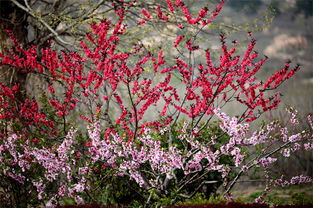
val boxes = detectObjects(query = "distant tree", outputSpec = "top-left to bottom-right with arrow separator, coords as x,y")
227,0 -> 263,15
294,0 -> 313,18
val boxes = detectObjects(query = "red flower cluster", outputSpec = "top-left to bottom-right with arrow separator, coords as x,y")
0,0 -> 299,140
0,83 -> 56,136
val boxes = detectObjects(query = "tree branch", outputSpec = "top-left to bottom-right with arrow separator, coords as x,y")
11,0 -> 71,45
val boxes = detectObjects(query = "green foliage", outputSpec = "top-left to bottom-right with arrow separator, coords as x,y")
236,185 -> 313,205
269,0 -> 281,16
179,193 -> 226,205
248,191 -> 262,199
88,175 -> 145,206
292,191 -> 313,205
60,198 -> 76,206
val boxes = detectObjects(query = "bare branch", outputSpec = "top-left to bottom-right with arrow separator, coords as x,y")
40,0 -> 108,44
11,0 -> 71,45
179,180 -> 219,199
224,141 -> 292,194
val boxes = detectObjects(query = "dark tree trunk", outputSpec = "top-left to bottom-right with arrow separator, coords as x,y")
0,2 -> 29,208
0,0 -> 28,89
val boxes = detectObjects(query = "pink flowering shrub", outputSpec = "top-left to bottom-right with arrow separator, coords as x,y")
1,108 -> 312,207
0,0 -> 312,207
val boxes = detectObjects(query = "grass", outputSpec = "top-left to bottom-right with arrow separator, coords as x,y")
178,184 -> 313,207
232,184 -> 313,206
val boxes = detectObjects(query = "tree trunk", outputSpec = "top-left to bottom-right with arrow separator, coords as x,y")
0,2 -> 29,207
0,0 -> 28,88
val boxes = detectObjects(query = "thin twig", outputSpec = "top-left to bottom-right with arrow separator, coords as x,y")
224,141 -> 292,194
11,0 -> 71,45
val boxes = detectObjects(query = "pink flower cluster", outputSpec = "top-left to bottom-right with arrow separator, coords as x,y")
1,107 -> 312,206
273,175 -> 313,187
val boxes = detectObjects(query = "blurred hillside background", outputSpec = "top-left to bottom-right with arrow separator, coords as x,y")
222,0 -> 313,119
